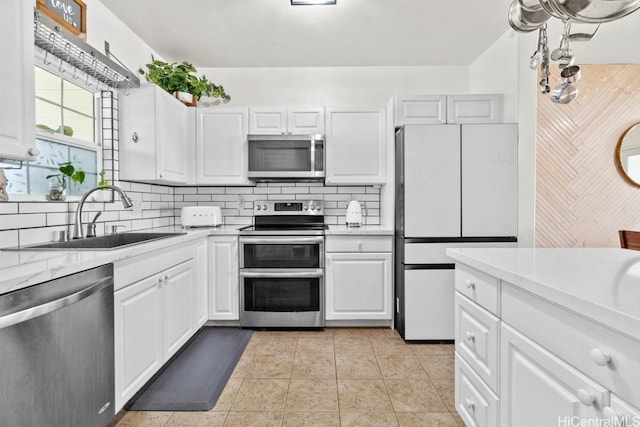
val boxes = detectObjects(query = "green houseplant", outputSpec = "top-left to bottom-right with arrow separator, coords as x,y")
139,56 -> 230,105
46,161 -> 85,201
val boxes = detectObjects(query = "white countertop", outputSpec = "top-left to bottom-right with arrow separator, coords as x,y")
446,247 -> 640,340
0,225 -> 241,295
326,225 -> 393,235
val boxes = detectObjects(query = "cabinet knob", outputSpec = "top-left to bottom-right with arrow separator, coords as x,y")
602,406 -> 621,421
165,275 -> 170,283
464,398 -> 475,411
358,241 -> 363,251
577,389 -> 595,406
590,348 -> 611,366
27,147 -> 40,156
465,279 -> 475,289
465,331 -> 475,342
132,132 -> 139,143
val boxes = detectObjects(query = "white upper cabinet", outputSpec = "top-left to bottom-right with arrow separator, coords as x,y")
249,107 -> 324,135
394,94 -> 503,126
196,107 -> 252,186
325,106 -> 386,185
447,94 -> 503,124
0,0 -> 37,161
395,95 -> 447,125
119,85 -> 189,184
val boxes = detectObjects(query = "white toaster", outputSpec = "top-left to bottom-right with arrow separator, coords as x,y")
181,206 -> 222,227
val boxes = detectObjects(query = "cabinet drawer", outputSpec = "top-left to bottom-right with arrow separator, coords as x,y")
455,292 -> 500,393
325,235 -> 392,253
455,353 -> 500,427
502,283 -> 640,406
455,264 -> 499,316
114,243 -> 194,291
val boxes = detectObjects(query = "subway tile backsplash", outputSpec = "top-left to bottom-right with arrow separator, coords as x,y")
0,181 -> 380,248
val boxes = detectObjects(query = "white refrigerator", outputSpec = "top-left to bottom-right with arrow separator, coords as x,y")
394,124 -> 518,340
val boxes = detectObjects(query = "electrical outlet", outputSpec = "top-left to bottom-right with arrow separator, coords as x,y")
130,193 -> 142,214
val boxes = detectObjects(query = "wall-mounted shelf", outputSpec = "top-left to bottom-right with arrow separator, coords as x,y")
33,9 -> 140,89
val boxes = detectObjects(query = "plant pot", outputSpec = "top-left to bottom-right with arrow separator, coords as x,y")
174,91 -> 197,107
48,182 -> 67,201
91,190 -> 112,202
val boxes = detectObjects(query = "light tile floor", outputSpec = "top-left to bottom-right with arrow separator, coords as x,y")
115,328 -> 464,427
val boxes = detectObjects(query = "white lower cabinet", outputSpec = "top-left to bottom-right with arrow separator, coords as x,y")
114,243 -> 198,412
208,235 -> 239,321
501,324 -> 608,427
453,262 -> 640,427
455,353 -> 500,427
325,235 -> 392,321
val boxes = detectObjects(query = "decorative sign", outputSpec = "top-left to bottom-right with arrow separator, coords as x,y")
36,0 -> 87,36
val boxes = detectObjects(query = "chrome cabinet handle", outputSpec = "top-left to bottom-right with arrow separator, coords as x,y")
466,279 -> 475,289
465,331 -> 475,342
464,398 -> 475,411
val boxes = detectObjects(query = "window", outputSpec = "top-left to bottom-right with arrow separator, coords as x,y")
2,66 -> 100,197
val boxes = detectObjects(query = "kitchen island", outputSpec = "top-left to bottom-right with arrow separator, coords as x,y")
446,247 -> 640,427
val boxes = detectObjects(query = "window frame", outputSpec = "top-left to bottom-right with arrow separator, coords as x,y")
6,48 -> 105,201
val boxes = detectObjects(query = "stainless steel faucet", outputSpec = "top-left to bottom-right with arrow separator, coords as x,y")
73,185 -> 134,239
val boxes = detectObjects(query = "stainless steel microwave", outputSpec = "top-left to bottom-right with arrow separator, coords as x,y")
247,134 -> 324,181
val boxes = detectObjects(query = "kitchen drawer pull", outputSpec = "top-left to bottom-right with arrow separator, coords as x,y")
464,398 -> 475,411
465,331 -> 475,342
577,389 -> 595,406
590,348 -> 611,366
465,279 -> 475,289
602,407 -> 621,421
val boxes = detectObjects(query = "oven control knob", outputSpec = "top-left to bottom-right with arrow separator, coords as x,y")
262,204 -> 268,211
309,204 -> 315,211
303,204 -> 308,210
256,205 -> 261,210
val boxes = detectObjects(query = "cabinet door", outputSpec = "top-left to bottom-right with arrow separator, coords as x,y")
404,269 -> 455,340
156,91 -> 188,182
325,107 -> 386,185
249,107 -> 287,134
403,124 -> 461,237
461,124 -> 517,237
196,108 -> 251,185
395,95 -> 446,125
325,252 -> 392,320
501,324 -> 609,427
194,238 -> 208,328
288,107 -> 324,134
114,275 -> 163,412
209,236 -> 239,320
447,95 -> 502,124
0,0 -> 36,161
163,260 -> 195,359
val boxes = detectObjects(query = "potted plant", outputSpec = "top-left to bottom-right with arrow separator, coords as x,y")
139,56 -> 230,106
45,162 -> 85,201
91,170 -> 111,202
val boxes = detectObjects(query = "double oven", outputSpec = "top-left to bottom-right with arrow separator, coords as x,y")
239,200 -> 326,328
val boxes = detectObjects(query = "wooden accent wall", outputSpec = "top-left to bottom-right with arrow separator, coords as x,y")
536,64 -> 640,247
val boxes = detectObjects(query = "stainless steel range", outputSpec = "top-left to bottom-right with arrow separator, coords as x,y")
239,200 -> 326,328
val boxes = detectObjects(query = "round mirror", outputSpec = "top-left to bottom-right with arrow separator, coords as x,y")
616,122 -> 640,187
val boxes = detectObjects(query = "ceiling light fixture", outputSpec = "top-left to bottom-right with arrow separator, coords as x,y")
291,0 -> 336,5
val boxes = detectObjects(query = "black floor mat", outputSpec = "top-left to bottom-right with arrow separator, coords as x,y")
126,327 -> 253,411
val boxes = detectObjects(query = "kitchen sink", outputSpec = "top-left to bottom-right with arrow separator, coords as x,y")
4,232 -> 186,251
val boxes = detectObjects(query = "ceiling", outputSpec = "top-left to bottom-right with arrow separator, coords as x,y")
100,0 -> 513,68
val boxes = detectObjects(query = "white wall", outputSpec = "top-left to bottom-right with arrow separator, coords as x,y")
196,66 -> 470,107
88,0 -> 163,81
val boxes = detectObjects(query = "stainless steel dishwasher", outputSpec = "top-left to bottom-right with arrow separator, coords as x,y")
0,264 -> 115,427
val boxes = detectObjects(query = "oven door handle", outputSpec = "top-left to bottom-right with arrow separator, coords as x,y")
239,269 -> 324,279
239,236 -> 324,245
